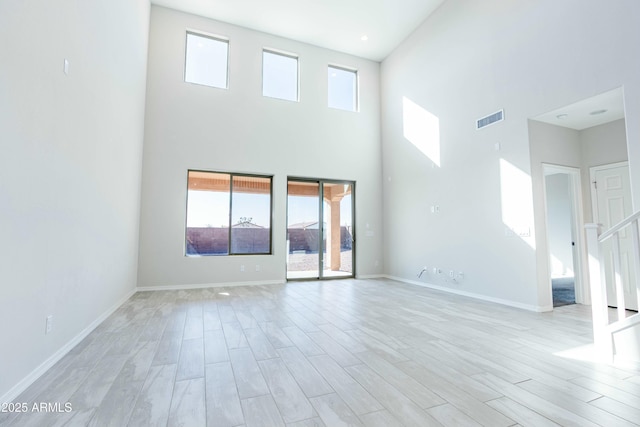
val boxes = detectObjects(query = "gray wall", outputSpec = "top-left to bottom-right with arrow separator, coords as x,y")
381,0 -> 640,310
0,0 -> 150,401
137,6 -> 383,288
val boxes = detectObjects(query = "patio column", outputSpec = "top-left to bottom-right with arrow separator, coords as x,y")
326,198 -> 342,271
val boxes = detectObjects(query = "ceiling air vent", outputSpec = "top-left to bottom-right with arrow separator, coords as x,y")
476,109 -> 504,129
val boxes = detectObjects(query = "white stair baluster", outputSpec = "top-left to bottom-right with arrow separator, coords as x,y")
585,223 -> 609,352
611,233 -> 627,320
632,219 -> 640,312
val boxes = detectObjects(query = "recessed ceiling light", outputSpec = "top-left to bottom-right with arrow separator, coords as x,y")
360,35 -> 369,41
556,114 -> 568,119
590,109 -> 608,115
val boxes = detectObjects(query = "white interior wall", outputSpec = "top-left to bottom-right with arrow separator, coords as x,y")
0,0 -> 150,401
381,0 -> 640,310
137,6 -> 383,288
545,174 -> 574,278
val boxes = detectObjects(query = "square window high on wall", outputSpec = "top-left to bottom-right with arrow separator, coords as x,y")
262,49 -> 299,102
328,65 -> 358,112
185,171 -> 272,256
185,32 -> 229,89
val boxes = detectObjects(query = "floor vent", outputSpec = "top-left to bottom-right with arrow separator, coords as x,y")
477,109 -> 504,129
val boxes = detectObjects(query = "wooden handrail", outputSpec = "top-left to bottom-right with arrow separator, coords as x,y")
599,210 -> 640,242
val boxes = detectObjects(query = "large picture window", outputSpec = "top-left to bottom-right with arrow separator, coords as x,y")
185,171 -> 272,256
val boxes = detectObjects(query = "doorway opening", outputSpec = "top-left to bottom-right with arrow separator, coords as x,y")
543,165 -> 585,307
531,86 -> 629,310
286,178 -> 355,280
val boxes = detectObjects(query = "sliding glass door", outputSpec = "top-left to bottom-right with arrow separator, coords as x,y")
287,179 -> 354,280
321,182 -> 353,278
286,180 -> 321,279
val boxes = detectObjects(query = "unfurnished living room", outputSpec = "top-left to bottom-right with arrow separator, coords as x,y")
2,0 -> 640,426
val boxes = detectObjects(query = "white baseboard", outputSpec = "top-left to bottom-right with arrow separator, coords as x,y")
1,288 -> 137,405
355,274 -> 385,279
383,275 -> 550,312
136,279 -> 285,292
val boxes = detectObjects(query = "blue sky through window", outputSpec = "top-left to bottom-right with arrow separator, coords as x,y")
186,191 -> 270,228
263,50 -> 298,101
328,66 -> 357,111
185,33 -> 228,89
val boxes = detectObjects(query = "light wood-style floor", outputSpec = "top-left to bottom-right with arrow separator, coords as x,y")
2,278 -> 640,427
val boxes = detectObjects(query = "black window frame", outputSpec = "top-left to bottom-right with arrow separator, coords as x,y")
185,170 -> 274,256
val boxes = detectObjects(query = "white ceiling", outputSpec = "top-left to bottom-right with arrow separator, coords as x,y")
151,0 -> 445,61
532,87 -> 625,131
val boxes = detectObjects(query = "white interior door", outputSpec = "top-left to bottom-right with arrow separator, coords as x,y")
592,162 -> 637,311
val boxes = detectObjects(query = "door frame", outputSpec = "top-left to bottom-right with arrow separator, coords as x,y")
542,163 -> 587,305
286,177 -> 356,281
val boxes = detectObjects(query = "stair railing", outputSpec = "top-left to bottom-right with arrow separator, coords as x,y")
585,211 -> 640,361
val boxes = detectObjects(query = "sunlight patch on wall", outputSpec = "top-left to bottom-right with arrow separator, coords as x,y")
500,158 -> 535,248
402,97 -> 440,167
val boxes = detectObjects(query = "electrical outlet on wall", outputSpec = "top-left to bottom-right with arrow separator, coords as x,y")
45,315 -> 53,335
